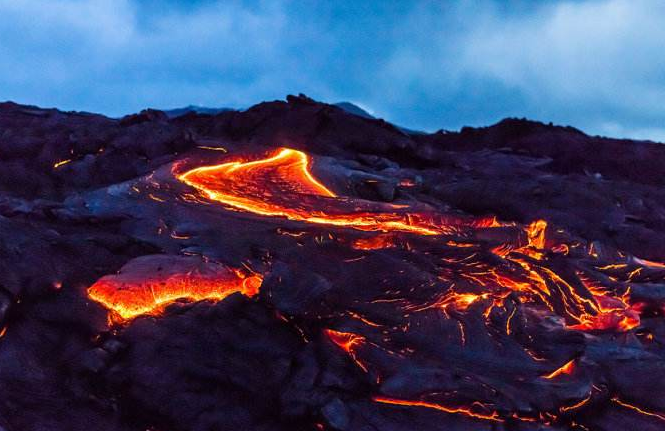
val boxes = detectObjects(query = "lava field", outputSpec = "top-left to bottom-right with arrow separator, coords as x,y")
1,94 -> 665,431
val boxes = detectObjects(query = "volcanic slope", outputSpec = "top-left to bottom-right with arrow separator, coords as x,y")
0,96 -> 664,431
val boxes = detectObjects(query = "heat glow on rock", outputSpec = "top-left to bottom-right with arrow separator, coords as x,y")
87,255 -> 262,321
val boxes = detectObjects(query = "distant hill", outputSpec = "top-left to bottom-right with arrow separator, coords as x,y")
161,102 -> 425,134
334,101 -> 424,134
163,102 -> 374,121
334,102 -> 375,119
162,105 -> 234,118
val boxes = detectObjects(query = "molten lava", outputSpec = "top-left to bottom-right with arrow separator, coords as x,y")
178,148 -> 452,235
325,329 -> 368,372
351,234 -> 399,250
373,396 -> 502,422
53,159 -> 72,168
87,255 -> 262,321
542,359 -> 576,379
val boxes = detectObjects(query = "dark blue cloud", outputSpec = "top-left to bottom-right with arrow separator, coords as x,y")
0,0 -> 663,141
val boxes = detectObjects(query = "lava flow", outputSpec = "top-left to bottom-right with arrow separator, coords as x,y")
176,148 -> 647,333
87,255 -> 262,321
178,147 -> 463,235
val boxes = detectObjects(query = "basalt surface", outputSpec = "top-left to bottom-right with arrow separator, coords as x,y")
0,95 -> 665,431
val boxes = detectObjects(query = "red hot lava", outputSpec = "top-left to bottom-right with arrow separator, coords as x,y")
87,255 -> 262,321
176,147 -> 484,235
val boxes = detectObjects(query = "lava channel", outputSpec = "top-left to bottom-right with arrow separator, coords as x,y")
87,255 -> 262,321
177,147 -> 488,235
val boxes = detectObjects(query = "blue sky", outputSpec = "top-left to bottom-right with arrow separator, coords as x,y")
1,0 -> 664,141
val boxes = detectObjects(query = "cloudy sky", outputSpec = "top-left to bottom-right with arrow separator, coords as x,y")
1,0 -> 663,140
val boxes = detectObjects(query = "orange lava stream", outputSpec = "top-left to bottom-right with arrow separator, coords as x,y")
373,396 -> 503,422
87,259 -> 262,321
611,397 -> 665,422
177,148 -> 441,235
53,159 -> 72,168
325,329 -> 368,372
560,394 -> 592,412
542,359 -> 576,379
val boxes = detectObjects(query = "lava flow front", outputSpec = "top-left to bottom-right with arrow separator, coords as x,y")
87,255 -> 262,321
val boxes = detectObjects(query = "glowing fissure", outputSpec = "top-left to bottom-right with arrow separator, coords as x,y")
53,159 -> 72,168
611,397 -> 665,422
542,359 -> 576,379
373,396 -> 503,422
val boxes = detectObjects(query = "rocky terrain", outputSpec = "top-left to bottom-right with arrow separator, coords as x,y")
0,94 -> 664,431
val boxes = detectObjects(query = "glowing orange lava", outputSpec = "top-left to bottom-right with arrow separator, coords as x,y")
611,397 -> 665,422
325,329 -> 368,372
352,234 -> 398,250
542,359 -> 576,379
439,292 -> 491,311
178,148 -> 444,235
53,159 -> 72,168
373,396 -> 502,422
526,219 -> 548,250
87,255 -> 262,321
